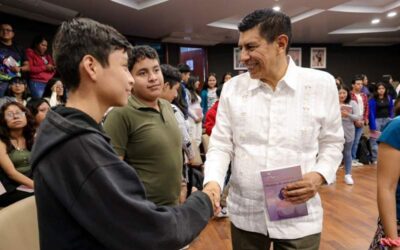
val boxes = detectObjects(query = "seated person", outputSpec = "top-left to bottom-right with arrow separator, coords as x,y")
42,77 -> 66,106
26,98 -> 50,128
4,77 -> 30,106
0,101 -> 35,207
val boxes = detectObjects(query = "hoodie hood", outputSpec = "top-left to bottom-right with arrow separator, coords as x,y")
31,106 -> 106,169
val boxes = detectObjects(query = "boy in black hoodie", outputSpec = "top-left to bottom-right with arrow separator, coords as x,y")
31,18 -> 216,250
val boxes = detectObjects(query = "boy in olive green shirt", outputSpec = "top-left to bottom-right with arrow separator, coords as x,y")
104,46 -> 182,206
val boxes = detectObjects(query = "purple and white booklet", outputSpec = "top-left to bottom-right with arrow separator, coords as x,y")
260,166 -> 308,221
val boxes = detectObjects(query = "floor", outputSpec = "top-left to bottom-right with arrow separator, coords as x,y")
189,165 -> 378,250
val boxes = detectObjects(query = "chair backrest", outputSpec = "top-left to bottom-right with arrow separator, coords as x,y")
0,196 -> 39,250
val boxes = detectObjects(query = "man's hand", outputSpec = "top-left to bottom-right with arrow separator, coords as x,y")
283,172 -> 325,205
202,181 -> 221,216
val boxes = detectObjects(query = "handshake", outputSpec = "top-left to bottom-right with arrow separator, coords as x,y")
201,181 -> 222,216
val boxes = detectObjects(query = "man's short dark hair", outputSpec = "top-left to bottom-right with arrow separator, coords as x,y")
160,64 -> 181,88
177,63 -> 191,73
128,45 -> 159,71
238,8 -> 292,54
52,18 -> 132,91
351,75 -> 364,84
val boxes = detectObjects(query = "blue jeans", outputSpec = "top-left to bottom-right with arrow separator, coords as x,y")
0,81 -> 8,97
343,141 -> 353,175
351,127 -> 363,159
29,80 -> 47,98
370,117 -> 391,161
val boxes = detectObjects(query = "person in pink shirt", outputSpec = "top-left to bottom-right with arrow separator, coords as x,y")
26,35 -> 55,98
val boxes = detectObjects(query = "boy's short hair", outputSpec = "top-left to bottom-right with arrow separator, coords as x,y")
177,64 -> 191,73
351,75 -> 364,84
160,64 -> 181,88
52,18 -> 132,91
128,45 -> 159,71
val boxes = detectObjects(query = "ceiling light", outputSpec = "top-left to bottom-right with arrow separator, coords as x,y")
273,6 -> 281,11
371,19 -> 380,24
387,12 -> 397,18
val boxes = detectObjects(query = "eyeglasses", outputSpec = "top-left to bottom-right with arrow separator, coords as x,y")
5,111 -> 26,120
0,28 -> 13,33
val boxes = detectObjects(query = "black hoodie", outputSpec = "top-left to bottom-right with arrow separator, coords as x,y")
31,106 -> 213,250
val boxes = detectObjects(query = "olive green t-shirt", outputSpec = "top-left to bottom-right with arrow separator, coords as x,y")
103,96 -> 182,206
9,148 -> 31,175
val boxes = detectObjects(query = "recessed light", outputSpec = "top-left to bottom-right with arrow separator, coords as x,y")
387,12 -> 397,18
273,6 -> 281,11
371,18 -> 380,24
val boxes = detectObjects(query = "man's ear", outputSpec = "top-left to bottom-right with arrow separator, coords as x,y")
276,34 -> 289,54
81,55 -> 99,82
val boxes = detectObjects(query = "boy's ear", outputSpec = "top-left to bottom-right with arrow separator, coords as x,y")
163,81 -> 170,89
81,55 -> 99,82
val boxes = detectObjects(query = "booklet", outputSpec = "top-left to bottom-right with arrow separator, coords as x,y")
260,166 -> 308,221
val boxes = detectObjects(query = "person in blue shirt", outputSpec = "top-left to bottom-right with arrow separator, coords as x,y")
370,116 -> 400,249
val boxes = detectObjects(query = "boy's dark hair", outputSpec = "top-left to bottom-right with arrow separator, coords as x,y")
177,64 -> 191,73
351,75 -> 364,84
128,45 -> 159,71
52,18 -> 132,91
160,64 -> 181,88
30,35 -> 48,50
238,8 -> 292,54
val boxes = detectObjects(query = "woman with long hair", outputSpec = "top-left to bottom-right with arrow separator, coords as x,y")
0,101 -> 35,206
42,77 -> 67,106
186,76 -> 203,147
26,35 -> 56,98
26,98 -> 50,128
5,77 -> 30,106
200,73 -> 218,117
369,82 -> 394,164
338,84 -> 360,185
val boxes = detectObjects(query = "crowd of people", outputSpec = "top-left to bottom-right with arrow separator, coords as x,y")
335,74 -> 400,186
0,7 -> 399,250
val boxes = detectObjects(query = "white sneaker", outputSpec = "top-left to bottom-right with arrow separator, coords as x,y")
352,160 -> 363,167
216,207 -> 229,218
344,174 -> 354,185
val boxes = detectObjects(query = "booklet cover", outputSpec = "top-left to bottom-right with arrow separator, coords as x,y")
260,166 -> 308,221
340,104 -> 352,114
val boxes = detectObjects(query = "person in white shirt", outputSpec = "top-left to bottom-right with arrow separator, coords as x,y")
203,8 -> 344,250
